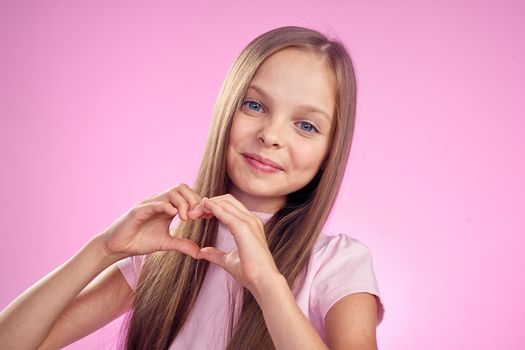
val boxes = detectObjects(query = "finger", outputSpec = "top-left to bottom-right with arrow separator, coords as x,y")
208,194 -> 251,215
166,190 -> 191,221
206,195 -> 265,232
159,237 -> 201,259
187,203 -> 214,220
202,197 -> 244,225
145,184 -> 200,221
202,198 -> 255,242
175,184 -> 202,210
206,196 -> 262,229
136,201 -> 178,219
196,246 -> 227,270
203,198 -> 268,246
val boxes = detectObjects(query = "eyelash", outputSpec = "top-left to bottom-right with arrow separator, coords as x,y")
241,100 -> 319,134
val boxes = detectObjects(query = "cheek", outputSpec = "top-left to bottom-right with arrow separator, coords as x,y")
229,115 -> 249,145
289,142 -> 326,173
230,114 -> 261,148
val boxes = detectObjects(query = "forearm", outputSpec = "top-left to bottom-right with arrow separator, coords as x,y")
251,274 -> 329,350
0,234 -> 121,350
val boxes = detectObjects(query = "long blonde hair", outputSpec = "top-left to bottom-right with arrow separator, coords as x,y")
119,25 -> 358,349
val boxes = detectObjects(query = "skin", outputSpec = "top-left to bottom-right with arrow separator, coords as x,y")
187,48 -> 377,349
200,46 -> 337,297
0,49 -> 377,350
226,47 -> 336,213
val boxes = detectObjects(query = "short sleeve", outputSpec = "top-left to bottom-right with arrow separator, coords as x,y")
117,254 -> 145,290
311,234 -> 385,326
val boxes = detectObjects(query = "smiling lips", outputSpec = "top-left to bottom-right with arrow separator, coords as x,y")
242,153 -> 283,173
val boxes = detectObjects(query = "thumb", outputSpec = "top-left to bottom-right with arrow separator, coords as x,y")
197,246 -> 227,270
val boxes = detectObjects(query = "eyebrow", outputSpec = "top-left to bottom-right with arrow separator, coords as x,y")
247,84 -> 332,121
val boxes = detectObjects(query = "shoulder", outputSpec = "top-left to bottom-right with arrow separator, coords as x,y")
310,233 -> 384,325
313,233 -> 374,261
311,233 -> 376,280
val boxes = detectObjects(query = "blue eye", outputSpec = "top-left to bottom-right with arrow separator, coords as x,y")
298,121 -> 318,133
242,100 -> 264,113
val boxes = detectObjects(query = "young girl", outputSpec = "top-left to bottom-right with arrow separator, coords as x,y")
0,26 -> 384,349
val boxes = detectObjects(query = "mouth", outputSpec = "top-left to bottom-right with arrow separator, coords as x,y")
242,153 -> 283,173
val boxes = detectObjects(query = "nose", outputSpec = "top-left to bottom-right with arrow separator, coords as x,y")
256,118 -> 284,148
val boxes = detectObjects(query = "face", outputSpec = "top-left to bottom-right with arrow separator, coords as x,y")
226,47 -> 336,213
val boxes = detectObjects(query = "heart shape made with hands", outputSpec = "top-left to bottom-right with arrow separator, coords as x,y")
165,199 -> 214,259
170,197 -> 239,261
179,198 -> 215,221
167,195 -> 280,293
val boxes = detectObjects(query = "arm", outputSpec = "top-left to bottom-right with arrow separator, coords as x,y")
252,276 -> 379,350
0,234 -> 128,350
37,261 -> 134,349
251,273 -> 329,350
192,197 -> 328,349
197,196 -> 382,349
0,184 -> 208,349
324,292 -> 378,350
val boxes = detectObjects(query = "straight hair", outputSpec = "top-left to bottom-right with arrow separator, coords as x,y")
119,25 -> 358,349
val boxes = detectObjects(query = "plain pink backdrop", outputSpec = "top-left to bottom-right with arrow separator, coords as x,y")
1,1 -> 523,349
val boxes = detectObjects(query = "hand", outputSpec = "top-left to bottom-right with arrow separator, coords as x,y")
99,183 -> 213,259
195,194 -> 282,294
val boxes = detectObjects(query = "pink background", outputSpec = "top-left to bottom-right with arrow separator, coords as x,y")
1,1 -> 523,349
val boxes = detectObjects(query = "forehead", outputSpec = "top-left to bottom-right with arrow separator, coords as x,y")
248,48 -> 336,118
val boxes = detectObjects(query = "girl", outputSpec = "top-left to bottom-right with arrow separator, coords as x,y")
0,26 -> 384,349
